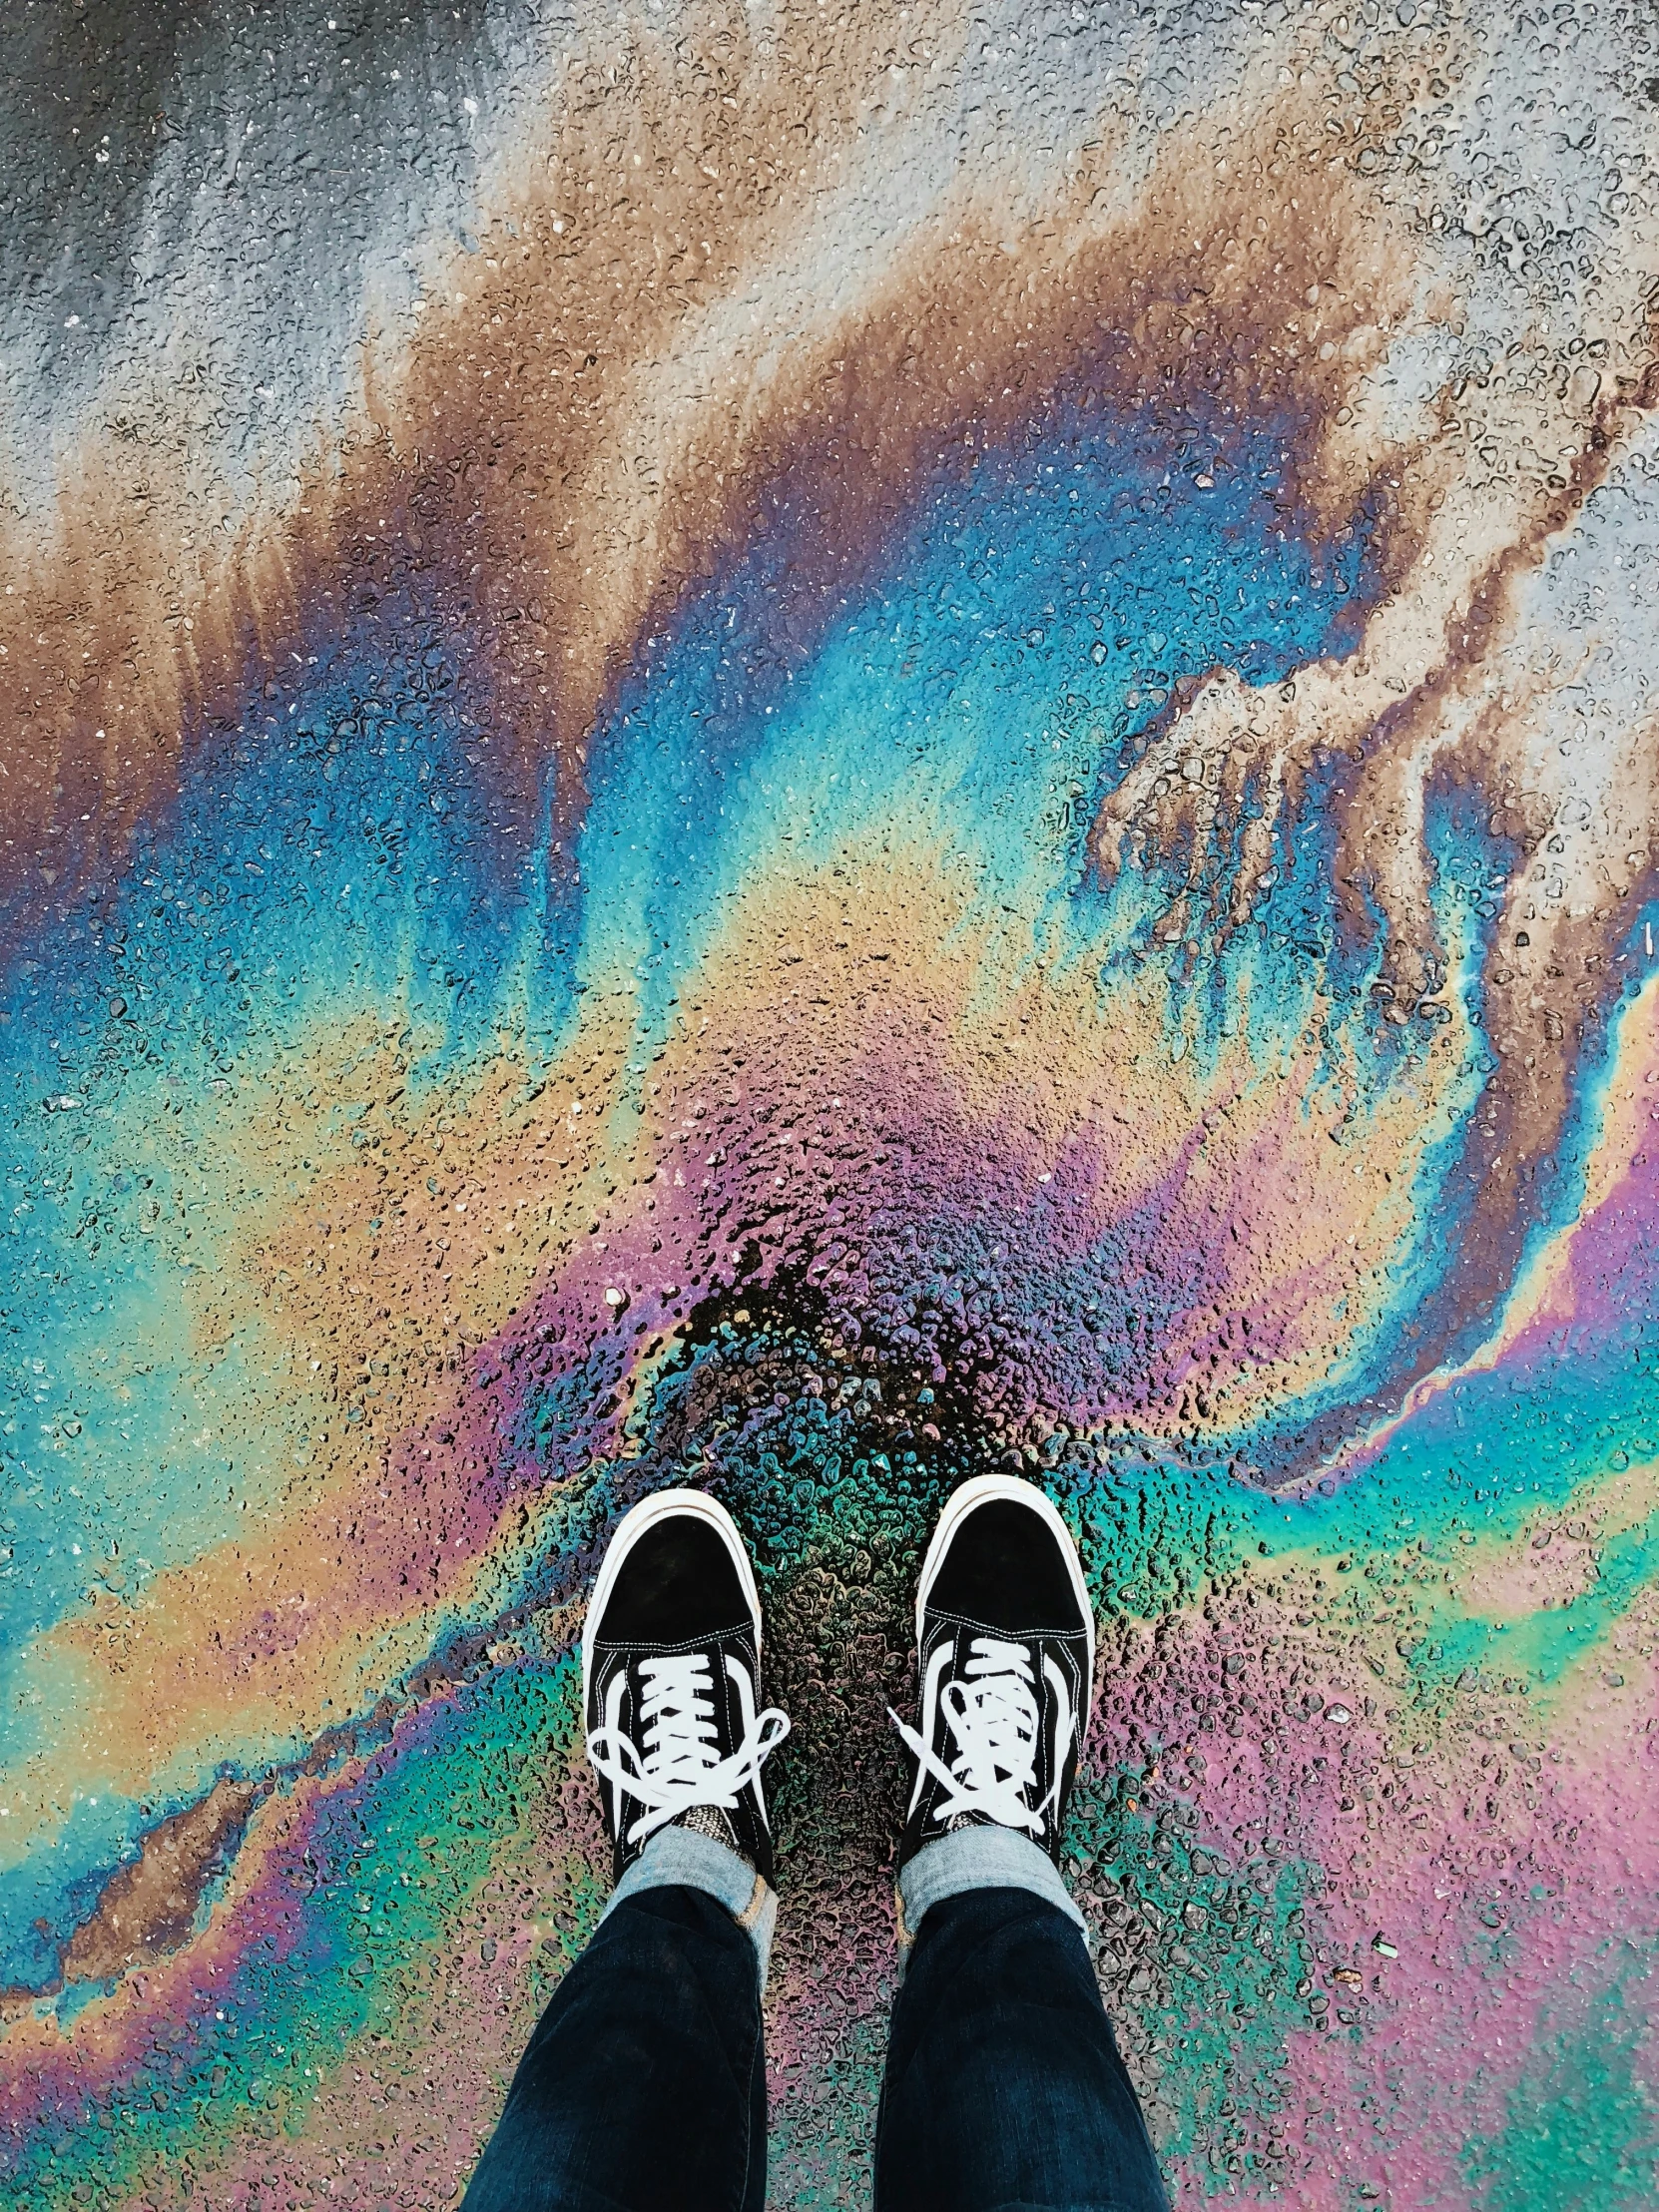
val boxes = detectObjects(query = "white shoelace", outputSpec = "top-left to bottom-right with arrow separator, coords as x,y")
588,1650 -> 791,1850
889,1634 -> 1073,1836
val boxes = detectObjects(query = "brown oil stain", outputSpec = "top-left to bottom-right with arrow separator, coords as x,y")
0,12 -> 1441,947
60,1777 -> 261,1984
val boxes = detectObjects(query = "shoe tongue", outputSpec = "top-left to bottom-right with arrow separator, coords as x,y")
674,1800 -> 750,1863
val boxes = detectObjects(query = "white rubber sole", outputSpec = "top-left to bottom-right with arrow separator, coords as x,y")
580,1486 -> 763,1687
914,1471 -> 1096,1718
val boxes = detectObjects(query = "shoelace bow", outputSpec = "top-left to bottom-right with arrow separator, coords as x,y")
889,1634 -> 1071,1835
588,1650 -> 790,1849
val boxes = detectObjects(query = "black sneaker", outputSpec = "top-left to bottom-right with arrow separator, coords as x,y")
892,1472 -> 1095,1871
582,1488 -> 790,1887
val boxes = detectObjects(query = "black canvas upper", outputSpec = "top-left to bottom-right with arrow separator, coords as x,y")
585,1509 -> 781,1887
896,1488 -> 1092,1872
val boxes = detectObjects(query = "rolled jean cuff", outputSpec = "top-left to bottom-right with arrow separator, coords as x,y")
895,1825 -> 1086,1949
601,1826 -> 778,1988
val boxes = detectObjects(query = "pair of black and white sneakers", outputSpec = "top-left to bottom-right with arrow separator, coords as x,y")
583,1473 -> 1094,1891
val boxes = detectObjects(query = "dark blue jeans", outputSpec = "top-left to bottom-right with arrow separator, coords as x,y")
463,1882 -> 1169,2211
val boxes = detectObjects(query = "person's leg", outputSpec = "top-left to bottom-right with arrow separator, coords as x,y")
874,1846 -> 1166,2211
463,1489 -> 791,2212
463,1871 -> 766,2212
874,1474 -> 1169,2212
